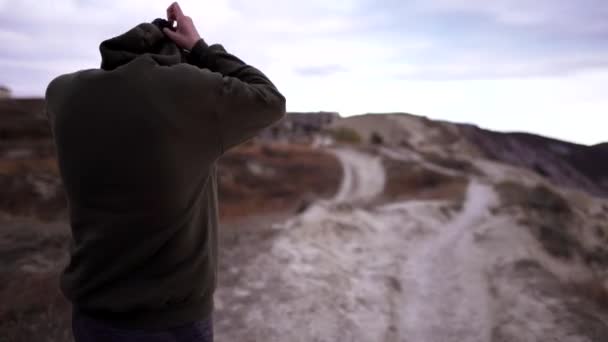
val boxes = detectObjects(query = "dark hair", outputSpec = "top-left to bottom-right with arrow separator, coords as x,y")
151,18 -> 175,32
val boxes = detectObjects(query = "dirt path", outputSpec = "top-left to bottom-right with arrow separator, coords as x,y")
332,148 -> 385,202
217,148 -> 457,341
401,182 -> 496,342
215,147 -> 603,342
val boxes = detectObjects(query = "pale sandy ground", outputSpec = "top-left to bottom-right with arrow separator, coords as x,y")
215,147 -> 608,342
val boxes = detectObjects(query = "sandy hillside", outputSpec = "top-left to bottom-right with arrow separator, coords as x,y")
215,144 -> 608,342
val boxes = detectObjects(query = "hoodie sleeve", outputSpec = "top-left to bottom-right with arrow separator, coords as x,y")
189,39 -> 286,153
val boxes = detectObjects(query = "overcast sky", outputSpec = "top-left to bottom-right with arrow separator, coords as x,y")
0,0 -> 606,145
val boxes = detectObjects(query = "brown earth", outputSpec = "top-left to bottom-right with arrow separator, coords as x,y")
381,157 -> 468,203
0,219 -> 71,342
218,143 -> 341,218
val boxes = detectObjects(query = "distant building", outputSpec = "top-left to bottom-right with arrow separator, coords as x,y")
0,85 -> 11,99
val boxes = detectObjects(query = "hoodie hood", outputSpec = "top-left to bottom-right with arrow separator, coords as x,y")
100,22 -> 184,71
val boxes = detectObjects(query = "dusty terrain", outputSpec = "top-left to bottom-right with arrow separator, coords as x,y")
1,99 -> 608,341
214,146 -> 608,342
331,113 -> 608,198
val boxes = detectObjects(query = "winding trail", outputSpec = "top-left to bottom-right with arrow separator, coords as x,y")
402,182 -> 497,342
217,147 -> 501,341
216,147 -> 605,342
332,148 -> 386,203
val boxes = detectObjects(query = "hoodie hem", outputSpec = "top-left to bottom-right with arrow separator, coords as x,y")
73,295 -> 214,331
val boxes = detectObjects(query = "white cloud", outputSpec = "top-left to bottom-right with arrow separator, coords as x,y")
420,0 -> 608,34
347,71 -> 608,145
393,52 -> 608,80
0,29 -> 31,45
0,0 -> 606,144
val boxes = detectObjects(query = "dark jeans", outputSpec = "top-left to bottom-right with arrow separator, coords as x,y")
72,311 -> 214,342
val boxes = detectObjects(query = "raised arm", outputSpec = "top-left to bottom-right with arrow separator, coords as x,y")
163,2 -> 286,152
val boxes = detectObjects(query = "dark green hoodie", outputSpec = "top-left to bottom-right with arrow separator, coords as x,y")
45,22 -> 285,329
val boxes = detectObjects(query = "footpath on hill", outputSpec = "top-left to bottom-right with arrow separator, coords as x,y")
215,147 -> 605,342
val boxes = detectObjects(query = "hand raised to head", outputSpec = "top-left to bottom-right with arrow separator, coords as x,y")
163,2 -> 202,50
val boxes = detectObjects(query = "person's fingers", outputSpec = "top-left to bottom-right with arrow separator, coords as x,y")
163,27 -> 180,42
167,2 -> 176,21
172,2 -> 184,19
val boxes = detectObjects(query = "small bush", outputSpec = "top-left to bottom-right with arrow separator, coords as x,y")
584,247 -> 608,268
496,181 -> 578,259
595,225 -> 607,241
572,277 -> 608,311
399,140 -> 413,149
496,181 -> 571,216
538,224 -> 578,259
328,127 -> 362,144
370,132 -> 384,145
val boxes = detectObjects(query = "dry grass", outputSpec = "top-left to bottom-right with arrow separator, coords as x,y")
0,271 -> 65,321
496,181 -> 572,215
0,171 -> 66,221
0,271 -> 71,342
493,181 -> 608,266
0,158 -> 59,176
218,143 -> 342,220
382,158 -> 469,202
496,181 -> 580,259
0,218 -> 71,342
0,143 -> 342,222
326,127 -> 362,144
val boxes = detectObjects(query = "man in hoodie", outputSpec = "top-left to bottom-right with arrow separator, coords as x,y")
45,2 -> 286,341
